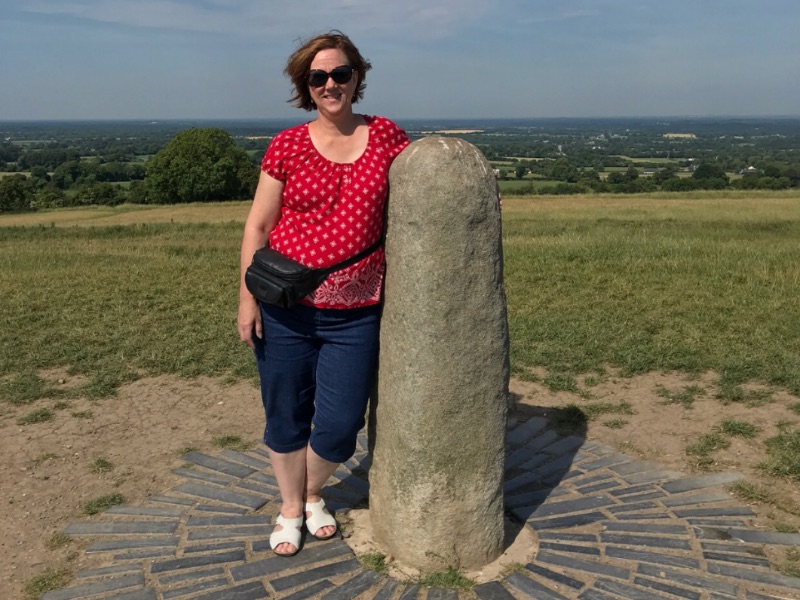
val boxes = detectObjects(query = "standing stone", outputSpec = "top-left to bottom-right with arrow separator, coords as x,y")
369,137 -> 509,571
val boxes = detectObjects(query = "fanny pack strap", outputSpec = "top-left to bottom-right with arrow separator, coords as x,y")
314,235 -> 384,277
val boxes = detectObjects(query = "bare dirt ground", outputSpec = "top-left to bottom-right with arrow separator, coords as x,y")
2,369 -> 799,599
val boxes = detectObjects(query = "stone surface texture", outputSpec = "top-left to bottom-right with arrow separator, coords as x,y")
369,136 -> 510,571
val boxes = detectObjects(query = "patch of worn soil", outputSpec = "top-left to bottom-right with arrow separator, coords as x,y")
1,370 -> 798,598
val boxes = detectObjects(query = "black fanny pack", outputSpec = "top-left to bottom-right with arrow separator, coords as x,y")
245,238 -> 382,309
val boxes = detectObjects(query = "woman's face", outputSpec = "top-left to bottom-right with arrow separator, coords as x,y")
308,48 -> 358,118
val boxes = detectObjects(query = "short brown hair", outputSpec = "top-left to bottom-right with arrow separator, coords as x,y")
284,31 -> 371,111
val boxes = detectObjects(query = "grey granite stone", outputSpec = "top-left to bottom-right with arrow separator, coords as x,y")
539,542 -> 601,556
190,581 -> 269,600
85,537 -> 179,553
636,563 -> 737,596
218,449 -> 270,469
370,579 -> 399,600
397,584 -> 422,600
600,533 -> 692,550
531,495 -> 616,518
182,452 -> 258,478
187,515 -> 268,527
426,589 -> 459,600
505,571 -> 570,599
162,577 -> 228,599
704,551 -> 772,567
594,578 -> 685,600
231,541 -> 353,582
172,467 -> 237,487
182,541 -> 245,554
527,511 -> 608,530
104,505 -> 186,518
632,577 -> 702,600
75,564 -> 142,579
158,567 -> 226,585
186,526 -> 271,540
535,551 -> 629,580
281,580 -> 335,600
578,454 -> 631,471
523,563 -> 585,590
316,570 -> 384,600
706,562 -> 800,590
65,521 -> 178,536
603,522 -> 687,535
506,417 -> 548,446
660,490 -> 733,507
672,506 -> 755,518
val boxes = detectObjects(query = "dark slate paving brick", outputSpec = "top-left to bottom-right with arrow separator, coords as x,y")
86,537 -> 179,554
158,566 -> 226,585
609,483 -> 658,498
615,511 -> 670,520
173,482 -> 267,510
507,417 -> 549,445
600,533 -> 692,550
516,453 -> 550,473
661,472 -> 744,494
686,518 -> 750,528
247,471 -> 280,488
505,571 -> 570,599
531,495 -> 616,518
182,451 -> 258,478
191,580 -> 269,600
218,449 -> 270,469
236,480 -> 279,496
539,542 -> 601,556
535,551 -> 629,580
426,589 -> 459,600
323,484 -> 366,505
524,563 -> 585,590
65,521 -> 179,536
746,592 -> 793,600
104,505 -> 186,518
75,564 -> 142,578
183,541 -> 245,554
231,540 -> 353,581
194,504 -> 249,515
147,495 -> 195,506
541,435 -> 584,456
594,578 -> 680,600
704,551 -> 771,567
607,501 -> 660,514
636,563 -> 737,596
113,548 -> 177,561
722,528 -> 800,546
577,480 -> 623,495
608,460 -> 662,476
281,580 -> 336,599
707,562 -> 800,590
531,455 -> 577,481
335,473 -> 371,496
172,467 -> 237,487
616,490 -> 666,503
40,573 -> 144,600
577,590 -> 619,600
150,550 -> 245,574
603,522 -> 687,535
270,558 -> 361,592
397,584 -> 422,600
660,490 -> 733,507
527,511 -> 608,530
503,471 -> 543,494
604,545 -> 700,570
633,577 -> 702,600
504,489 -> 549,509
699,541 -> 765,555
672,506 -> 755,518
188,515 -> 269,527
578,454 -> 631,471
162,577 -> 229,599
473,581 -> 516,600
106,590 -> 158,600
186,526 -> 272,540
580,441 -> 617,456
623,470 -> 683,485
538,532 -> 598,543
370,579 -> 399,600
319,570 -> 384,600
251,446 -> 271,460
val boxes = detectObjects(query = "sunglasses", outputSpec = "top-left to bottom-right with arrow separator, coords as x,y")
307,65 -> 354,88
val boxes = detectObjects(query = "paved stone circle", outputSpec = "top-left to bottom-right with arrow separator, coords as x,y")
46,415 -> 800,600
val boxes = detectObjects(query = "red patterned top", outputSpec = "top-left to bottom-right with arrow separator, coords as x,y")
261,115 -> 409,309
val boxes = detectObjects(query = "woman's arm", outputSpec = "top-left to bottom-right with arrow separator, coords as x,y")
238,170 -> 284,348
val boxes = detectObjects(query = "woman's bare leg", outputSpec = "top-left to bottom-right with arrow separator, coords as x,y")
269,447 -> 307,555
305,446 -> 338,538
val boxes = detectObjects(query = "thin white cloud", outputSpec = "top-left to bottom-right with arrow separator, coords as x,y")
21,0 -> 493,38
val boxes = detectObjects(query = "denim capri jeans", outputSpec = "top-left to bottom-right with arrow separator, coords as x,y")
253,302 -> 381,464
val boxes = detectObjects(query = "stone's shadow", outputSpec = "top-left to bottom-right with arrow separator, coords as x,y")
502,403 -> 588,523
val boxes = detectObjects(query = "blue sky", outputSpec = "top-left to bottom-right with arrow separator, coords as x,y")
2,0 -> 799,120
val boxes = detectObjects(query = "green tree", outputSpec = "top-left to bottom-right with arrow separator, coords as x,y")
515,165 -> 527,180
146,128 -> 256,203
0,174 -> 33,212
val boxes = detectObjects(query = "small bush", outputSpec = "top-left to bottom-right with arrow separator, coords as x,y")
718,420 -> 759,438
760,428 -> 800,480
25,568 -> 71,599
83,493 -> 125,515
212,435 -> 252,452
358,552 -> 387,573
418,566 -> 474,590
90,457 -> 114,473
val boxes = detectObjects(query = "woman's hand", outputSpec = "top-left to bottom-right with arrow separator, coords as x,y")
238,296 -> 262,349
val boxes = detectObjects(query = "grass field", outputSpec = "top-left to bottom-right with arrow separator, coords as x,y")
2,192 -> 799,402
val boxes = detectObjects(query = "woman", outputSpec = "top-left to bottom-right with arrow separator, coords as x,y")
237,31 -> 409,556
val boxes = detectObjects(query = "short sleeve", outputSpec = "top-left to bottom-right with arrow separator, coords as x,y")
260,131 -> 291,182
381,118 -> 410,160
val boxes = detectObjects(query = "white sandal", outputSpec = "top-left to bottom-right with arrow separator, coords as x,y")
269,514 -> 303,556
305,498 -> 337,539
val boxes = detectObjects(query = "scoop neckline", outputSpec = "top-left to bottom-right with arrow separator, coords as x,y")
306,115 -> 372,166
